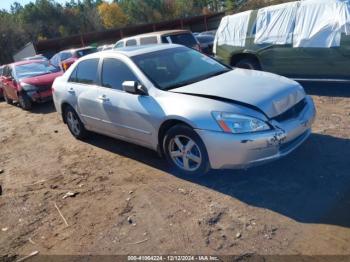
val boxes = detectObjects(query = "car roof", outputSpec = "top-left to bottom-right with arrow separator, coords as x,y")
85,44 -> 184,59
60,46 -> 96,53
119,29 -> 191,42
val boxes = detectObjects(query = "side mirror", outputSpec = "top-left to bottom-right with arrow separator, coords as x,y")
122,81 -> 148,95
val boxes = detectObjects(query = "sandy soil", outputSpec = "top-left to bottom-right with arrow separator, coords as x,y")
0,83 -> 349,259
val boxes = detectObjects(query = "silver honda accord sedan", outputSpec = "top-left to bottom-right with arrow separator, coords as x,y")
52,44 -> 316,177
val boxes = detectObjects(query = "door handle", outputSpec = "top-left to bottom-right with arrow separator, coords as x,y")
97,95 -> 109,102
68,88 -> 75,94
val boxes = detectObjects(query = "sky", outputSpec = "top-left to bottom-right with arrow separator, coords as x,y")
0,0 -> 69,11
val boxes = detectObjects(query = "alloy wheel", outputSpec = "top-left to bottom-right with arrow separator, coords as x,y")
168,135 -> 202,172
66,111 -> 81,136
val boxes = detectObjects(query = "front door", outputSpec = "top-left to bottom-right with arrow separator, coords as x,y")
98,57 -> 156,147
2,66 -> 18,100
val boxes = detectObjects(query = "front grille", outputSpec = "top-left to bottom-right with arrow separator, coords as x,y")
37,85 -> 52,92
272,98 -> 307,122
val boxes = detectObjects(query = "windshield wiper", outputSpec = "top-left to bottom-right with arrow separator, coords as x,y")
164,69 -> 230,90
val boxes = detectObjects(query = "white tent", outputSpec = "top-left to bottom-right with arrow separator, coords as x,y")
214,0 -> 350,52
293,0 -> 350,47
213,10 -> 252,53
254,1 -> 299,45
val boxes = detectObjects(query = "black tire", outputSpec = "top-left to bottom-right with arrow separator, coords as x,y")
163,124 -> 210,178
64,105 -> 88,140
18,92 -> 32,110
3,91 -> 13,105
234,58 -> 261,70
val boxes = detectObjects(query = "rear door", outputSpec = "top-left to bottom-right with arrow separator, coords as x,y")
66,58 -> 107,131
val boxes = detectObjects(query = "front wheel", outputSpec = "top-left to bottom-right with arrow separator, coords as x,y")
163,124 -> 210,177
64,106 -> 88,140
3,91 -> 13,105
234,58 -> 261,70
18,92 -> 32,110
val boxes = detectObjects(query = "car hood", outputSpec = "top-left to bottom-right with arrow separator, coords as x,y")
21,71 -> 63,86
171,69 -> 305,118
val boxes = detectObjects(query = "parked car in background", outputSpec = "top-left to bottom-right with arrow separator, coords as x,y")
198,30 -> 216,37
1,60 -> 62,110
23,54 -> 48,61
195,34 -> 214,55
53,44 -> 315,177
214,0 -> 350,80
114,30 -> 201,51
0,65 -> 4,99
97,44 -> 114,52
50,46 -> 97,72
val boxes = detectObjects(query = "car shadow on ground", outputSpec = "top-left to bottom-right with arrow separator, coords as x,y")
29,102 -> 56,114
299,81 -> 350,98
84,132 -> 350,228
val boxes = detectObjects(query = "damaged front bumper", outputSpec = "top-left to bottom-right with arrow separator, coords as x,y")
196,96 -> 316,170
26,89 -> 53,103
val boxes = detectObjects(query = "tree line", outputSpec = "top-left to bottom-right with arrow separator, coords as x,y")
0,0 -> 292,64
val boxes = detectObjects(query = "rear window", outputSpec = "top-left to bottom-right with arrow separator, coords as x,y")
126,39 -> 137,46
196,35 -> 214,44
167,33 -> 197,48
76,48 -> 97,58
140,36 -> 158,45
60,52 -> 73,61
69,58 -> 99,84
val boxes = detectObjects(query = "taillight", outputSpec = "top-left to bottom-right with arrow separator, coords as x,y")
62,62 -> 68,71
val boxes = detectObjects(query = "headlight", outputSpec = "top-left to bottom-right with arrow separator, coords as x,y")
212,112 -> 270,134
21,83 -> 38,92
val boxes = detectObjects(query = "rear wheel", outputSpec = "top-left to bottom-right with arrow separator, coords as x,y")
64,106 -> 88,139
234,57 -> 261,70
163,124 -> 210,177
18,92 -> 32,110
3,91 -> 13,105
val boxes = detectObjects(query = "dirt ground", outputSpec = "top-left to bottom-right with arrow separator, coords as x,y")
0,82 -> 349,259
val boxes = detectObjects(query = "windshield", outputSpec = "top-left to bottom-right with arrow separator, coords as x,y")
132,47 -> 230,90
15,61 -> 60,80
76,48 -> 97,58
167,33 -> 198,48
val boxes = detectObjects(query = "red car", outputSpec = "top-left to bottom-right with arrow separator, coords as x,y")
0,65 -> 4,99
1,60 -> 62,110
49,46 -> 97,71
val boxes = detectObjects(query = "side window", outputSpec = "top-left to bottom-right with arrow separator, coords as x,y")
71,59 -> 99,84
140,36 -> 158,45
126,39 -> 137,46
101,58 -> 138,90
68,66 -> 78,82
161,36 -> 169,43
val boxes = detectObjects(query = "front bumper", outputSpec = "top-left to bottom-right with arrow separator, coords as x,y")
26,89 -> 53,103
196,96 -> 316,170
